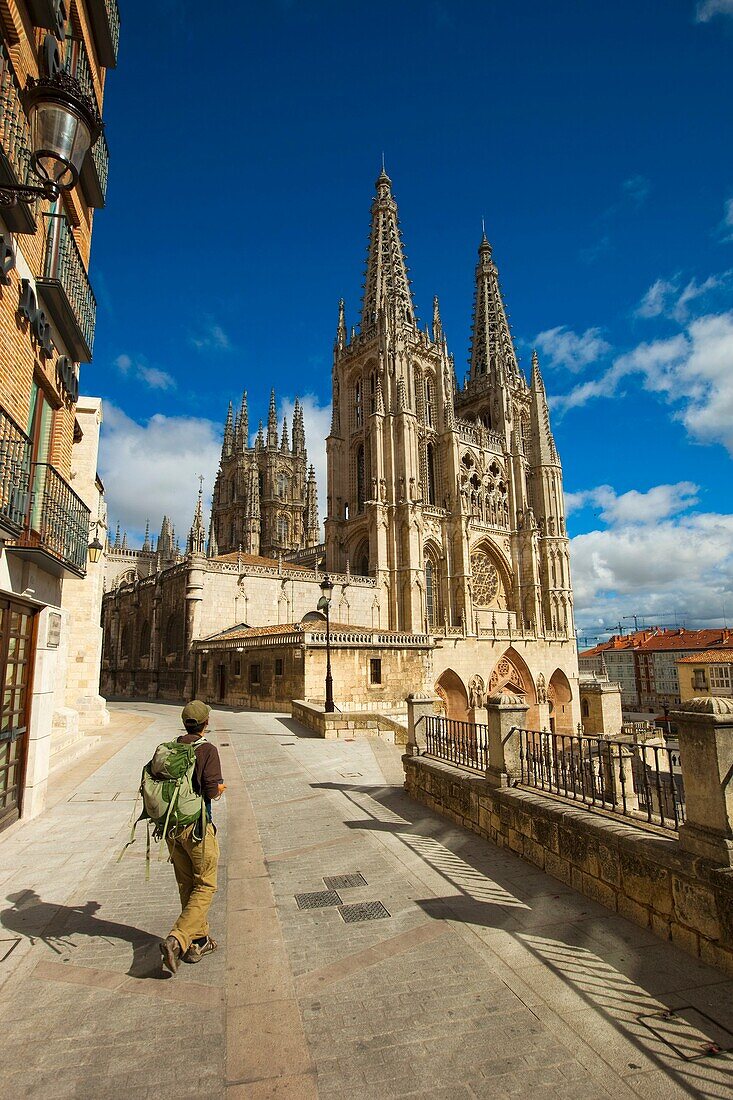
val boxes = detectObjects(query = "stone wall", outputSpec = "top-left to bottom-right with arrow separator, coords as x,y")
404,754 -> 733,976
293,700 -> 408,744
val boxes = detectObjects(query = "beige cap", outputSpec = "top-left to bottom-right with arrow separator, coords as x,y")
181,699 -> 211,729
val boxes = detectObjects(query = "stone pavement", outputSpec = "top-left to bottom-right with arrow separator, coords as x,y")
1,703 -> 732,1099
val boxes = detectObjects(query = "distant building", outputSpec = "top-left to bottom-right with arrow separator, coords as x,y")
677,646 -> 733,703
579,628 -> 733,713
104,516 -> 181,590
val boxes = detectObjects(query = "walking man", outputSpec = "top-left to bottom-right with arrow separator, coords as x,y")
160,700 -> 225,974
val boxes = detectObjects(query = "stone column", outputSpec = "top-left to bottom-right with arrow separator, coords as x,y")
485,692 -> 529,788
405,691 -> 438,756
184,554 -> 206,700
671,697 -> 733,867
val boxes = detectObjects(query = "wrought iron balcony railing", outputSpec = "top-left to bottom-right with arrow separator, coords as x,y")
62,38 -> 108,208
0,44 -> 36,233
0,407 -> 31,538
36,214 -> 96,361
87,0 -> 121,69
15,462 -> 90,576
62,37 -> 98,110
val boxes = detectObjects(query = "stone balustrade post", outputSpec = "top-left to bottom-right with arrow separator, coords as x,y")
671,697 -> 733,867
405,691 -> 438,756
485,692 -> 530,788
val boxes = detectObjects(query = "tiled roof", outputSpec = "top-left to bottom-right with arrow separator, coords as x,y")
678,649 -> 733,664
201,621 -> 369,642
637,630 -> 728,653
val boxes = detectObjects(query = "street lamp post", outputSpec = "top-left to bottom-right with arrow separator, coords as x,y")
318,574 -> 335,713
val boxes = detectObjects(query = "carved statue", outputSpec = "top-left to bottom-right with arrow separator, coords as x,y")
536,672 -> 548,704
379,477 -> 387,501
468,674 -> 485,709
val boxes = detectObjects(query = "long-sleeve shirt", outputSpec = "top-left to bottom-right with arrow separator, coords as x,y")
178,734 -> 223,818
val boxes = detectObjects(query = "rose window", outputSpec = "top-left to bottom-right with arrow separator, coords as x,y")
471,551 -> 500,606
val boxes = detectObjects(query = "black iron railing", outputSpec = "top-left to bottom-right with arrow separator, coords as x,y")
87,0 -> 120,67
23,463 -> 90,574
517,728 -> 685,832
423,714 -> 489,772
0,44 -> 36,230
40,214 -> 97,358
0,407 -> 31,534
90,131 -> 109,202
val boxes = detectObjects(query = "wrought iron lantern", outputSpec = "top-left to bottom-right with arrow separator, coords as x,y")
318,574 -> 335,713
0,68 -> 102,207
87,535 -> 104,564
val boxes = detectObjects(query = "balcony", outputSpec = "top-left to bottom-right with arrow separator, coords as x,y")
87,0 -> 121,69
0,45 -> 36,234
12,463 -> 90,577
0,407 -> 31,540
36,214 -> 96,362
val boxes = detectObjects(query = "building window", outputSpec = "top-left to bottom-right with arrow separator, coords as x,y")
354,380 -> 363,428
692,669 -> 707,690
233,659 -> 241,677
370,658 -> 382,684
356,445 -> 365,512
425,558 -> 437,630
581,699 -> 590,718
201,659 -> 208,676
275,658 -> 283,677
139,620 -> 151,658
425,378 -> 433,428
277,514 -> 290,544
709,665 -> 731,691
426,443 -> 436,506
249,663 -> 261,687
277,472 -> 287,499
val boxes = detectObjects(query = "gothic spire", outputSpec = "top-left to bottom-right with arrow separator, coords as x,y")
305,464 -> 320,546
280,416 -> 289,452
335,297 -> 347,352
256,420 -> 264,450
187,479 -> 206,555
432,295 -> 443,343
206,511 -> 218,558
113,521 -> 121,550
468,231 -> 522,386
361,168 -> 416,332
292,398 -> 306,456
238,390 -> 248,449
530,350 -> 559,465
267,389 -> 278,449
142,519 -> 151,553
222,401 -> 234,458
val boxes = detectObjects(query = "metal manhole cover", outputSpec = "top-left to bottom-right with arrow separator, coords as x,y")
638,1007 -> 733,1060
323,873 -> 367,890
295,890 -> 343,910
339,901 -> 390,923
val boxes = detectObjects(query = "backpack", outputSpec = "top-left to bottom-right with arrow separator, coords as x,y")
119,738 -> 207,876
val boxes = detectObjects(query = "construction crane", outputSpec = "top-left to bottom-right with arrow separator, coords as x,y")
622,613 -> 681,632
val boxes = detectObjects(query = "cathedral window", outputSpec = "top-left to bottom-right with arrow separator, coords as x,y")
426,443 -> 436,506
277,472 -> 287,499
356,445 -> 365,513
581,698 -> 590,718
425,378 -> 434,427
277,514 -> 290,545
470,549 -> 501,608
425,559 -> 436,630
370,658 -> 382,684
354,380 -> 363,428
370,371 -> 377,414
139,620 -> 151,658
120,624 -> 131,659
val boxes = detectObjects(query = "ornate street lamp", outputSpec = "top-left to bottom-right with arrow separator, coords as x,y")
317,574 -> 335,713
0,68 -> 102,207
87,535 -> 104,564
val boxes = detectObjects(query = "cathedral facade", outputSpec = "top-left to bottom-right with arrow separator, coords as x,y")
101,170 -> 581,735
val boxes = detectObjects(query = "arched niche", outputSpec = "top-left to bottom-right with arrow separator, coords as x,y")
488,647 -> 538,727
434,668 -> 469,721
548,668 -> 574,734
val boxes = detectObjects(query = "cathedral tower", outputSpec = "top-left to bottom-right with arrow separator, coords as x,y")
210,390 -> 319,558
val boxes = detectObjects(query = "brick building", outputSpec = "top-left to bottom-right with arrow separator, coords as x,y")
0,0 -> 119,830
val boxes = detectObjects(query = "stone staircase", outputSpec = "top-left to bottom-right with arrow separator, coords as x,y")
49,708 -> 102,775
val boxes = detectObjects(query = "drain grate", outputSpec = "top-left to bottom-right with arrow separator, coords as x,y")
339,901 -> 390,923
323,873 -> 367,890
295,890 -> 343,910
638,1007 -> 733,1061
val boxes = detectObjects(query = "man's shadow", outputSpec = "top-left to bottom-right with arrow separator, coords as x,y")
1,890 -> 166,979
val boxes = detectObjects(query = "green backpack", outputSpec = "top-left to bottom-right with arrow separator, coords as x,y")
120,738 -> 207,876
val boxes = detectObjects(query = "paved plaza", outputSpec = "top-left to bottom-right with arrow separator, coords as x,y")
0,703 -> 732,1099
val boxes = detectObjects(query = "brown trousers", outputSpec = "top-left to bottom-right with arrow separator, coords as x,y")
166,821 -> 219,953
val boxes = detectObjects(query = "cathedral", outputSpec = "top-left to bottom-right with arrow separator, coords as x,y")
101,170 -> 581,735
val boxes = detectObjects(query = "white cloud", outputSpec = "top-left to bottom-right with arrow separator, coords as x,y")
569,481 -> 733,631
534,325 -> 611,373
721,196 -> 733,242
635,272 -> 730,321
696,0 -> 733,21
553,310 -> 733,456
190,321 -> 231,352
99,403 -> 221,545
113,353 -> 175,391
278,393 -> 331,534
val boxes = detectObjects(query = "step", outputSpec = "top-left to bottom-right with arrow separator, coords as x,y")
49,733 -> 102,775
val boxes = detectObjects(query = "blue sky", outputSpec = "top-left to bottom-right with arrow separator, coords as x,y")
92,0 -> 733,639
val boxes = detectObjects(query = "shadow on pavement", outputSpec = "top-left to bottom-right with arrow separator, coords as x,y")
1,890 -> 167,979
310,778 -> 733,1100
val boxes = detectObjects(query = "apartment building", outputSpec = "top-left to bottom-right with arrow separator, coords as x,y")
0,0 -> 119,830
